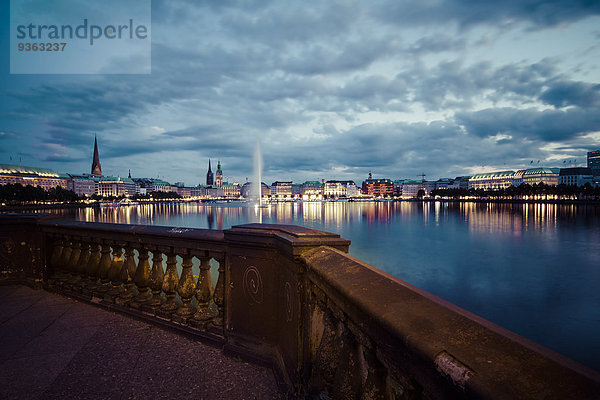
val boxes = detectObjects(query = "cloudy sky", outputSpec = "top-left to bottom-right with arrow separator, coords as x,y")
2,0 -> 600,185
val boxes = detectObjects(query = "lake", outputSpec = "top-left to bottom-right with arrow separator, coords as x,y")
50,200 -> 600,371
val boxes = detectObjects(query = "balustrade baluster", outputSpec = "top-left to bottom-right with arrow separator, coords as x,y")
192,256 -> 214,324
82,241 -> 101,295
212,257 -> 225,328
49,235 -> 63,270
48,235 -> 64,285
106,243 -> 124,302
56,236 -> 73,286
174,253 -> 196,321
117,244 -> 136,304
143,249 -> 164,313
58,235 -> 72,272
131,247 -> 152,309
158,252 -> 179,316
95,241 -> 112,295
65,238 -> 82,288
73,240 -> 91,291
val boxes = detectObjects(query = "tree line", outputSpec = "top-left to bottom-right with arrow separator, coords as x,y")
0,183 -> 79,203
0,183 -> 182,204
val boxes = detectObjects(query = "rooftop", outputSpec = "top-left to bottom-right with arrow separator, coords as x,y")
0,164 -> 61,178
470,170 -> 516,180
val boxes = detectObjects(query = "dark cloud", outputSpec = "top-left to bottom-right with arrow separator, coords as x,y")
456,107 -> 600,141
539,81 -> 600,108
373,0 -> 600,30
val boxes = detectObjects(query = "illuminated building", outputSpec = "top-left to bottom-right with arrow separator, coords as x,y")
361,173 -> 393,197
400,180 -> 423,198
521,168 -> 559,186
271,181 -> 293,198
98,177 -> 126,197
301,181 -> 324,200
469,171 -> 516,190
0,164 -> 70,190
68,174 -> 96,197
323,180 -> 357,198
222,182 -> 241,198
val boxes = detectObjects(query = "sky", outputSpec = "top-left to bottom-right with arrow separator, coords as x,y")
1,0 -> 600,186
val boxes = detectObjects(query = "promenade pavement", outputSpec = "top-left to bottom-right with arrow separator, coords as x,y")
0,285 -> 280,400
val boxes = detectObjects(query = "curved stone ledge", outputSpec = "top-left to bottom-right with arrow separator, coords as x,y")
302,246 -> 600,399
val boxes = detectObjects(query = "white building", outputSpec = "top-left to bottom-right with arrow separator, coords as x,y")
323,180 -> 358,198
559,168 -> 595,186
271,181 -> 293,199
521,168 -> 560,186
469,171 -> 516,190
68,174 -> 96,197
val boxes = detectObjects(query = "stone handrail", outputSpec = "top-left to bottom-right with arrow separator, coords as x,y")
0,214 -> 599,399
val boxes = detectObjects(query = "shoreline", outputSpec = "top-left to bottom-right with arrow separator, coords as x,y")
2,197 -> 600,212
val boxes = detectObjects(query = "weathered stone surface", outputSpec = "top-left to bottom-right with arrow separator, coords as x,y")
0,285 -> 279,400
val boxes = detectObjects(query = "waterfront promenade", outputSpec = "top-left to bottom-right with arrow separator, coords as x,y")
0,285 -> 280,400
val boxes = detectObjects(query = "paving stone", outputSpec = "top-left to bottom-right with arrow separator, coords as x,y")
0,285 -> 280,399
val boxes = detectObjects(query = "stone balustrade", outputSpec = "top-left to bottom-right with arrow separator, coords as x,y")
42,222 -> 227,336
1,214 -> 599,399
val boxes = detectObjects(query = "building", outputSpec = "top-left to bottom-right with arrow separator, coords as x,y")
98,177 -> 126,197
512,170 -> 525,187
173,186 -> 191,197
588,150 -> 600,173
448,176 -> 471,190
521,168 -> 560,186
149,179 -> 172,193
323,180 -> 357,198
241,182 -> 270,198
0,164 -> 70,191
68,174 -> 96,197
195,186 -> 223,198
206,160 -> 214,186
215,161 -> 223,187
222,182 -> 241,198
121,177 -> 138,196
469,171 -> 516,190
361,173 -> 394,197
271,181 -> 293,199
300,181 -> 324,200
132,178 -> 172,194
435,178 -> 454,190
91,135 -> 102,176
559,168 -> 595,187
400,180 -> 423,199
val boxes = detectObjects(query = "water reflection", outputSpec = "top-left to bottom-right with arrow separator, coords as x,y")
23,200 -> 600,371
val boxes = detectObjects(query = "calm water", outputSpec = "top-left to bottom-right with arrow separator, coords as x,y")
51,201 -> 600,371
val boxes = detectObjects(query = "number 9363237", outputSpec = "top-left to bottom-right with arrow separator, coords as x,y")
17,42 -> 66,51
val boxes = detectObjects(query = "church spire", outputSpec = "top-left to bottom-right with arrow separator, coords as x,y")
91,134 -> 102,176
206,159 -> 214,186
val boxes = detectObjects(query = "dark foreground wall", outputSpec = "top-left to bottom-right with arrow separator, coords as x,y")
0,214 -> 599,399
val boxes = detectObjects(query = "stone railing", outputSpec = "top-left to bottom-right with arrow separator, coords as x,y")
1,214 -> 599,399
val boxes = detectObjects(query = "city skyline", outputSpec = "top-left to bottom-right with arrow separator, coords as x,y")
1,1 -> 600,184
